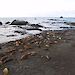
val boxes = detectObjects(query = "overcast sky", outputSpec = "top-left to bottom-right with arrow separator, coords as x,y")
0,0 -> 75,17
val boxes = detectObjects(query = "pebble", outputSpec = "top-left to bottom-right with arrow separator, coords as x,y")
3,68 -> 9,75
54,41 -> 58,44
0,60 -> 3,65
53,35 -> 56,38
15,41 -> 19,46
45,45 -> 49,47
59,37 -> 62,40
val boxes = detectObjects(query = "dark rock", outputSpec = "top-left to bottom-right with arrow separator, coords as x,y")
48,19 -> 54,20
64,22 -> 70,25
60,27 -> 75,29
0,45 -> 2,49
14,31 -> 26,35
6,35 -> 17,37
5,21 -> 10,24
10,20 -> 29,25
60,27 -> 69,28
31,24 -> 43,28
64,22 -> 67,23
52,22 -> 55,24
0,22 -> 2,25
47,19 -> 57,21
70,22 -> 75,25
60,16 -> 63,18
26,28 -> 42,31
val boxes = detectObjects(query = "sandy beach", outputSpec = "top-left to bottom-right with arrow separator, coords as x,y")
0,29 -> 75,75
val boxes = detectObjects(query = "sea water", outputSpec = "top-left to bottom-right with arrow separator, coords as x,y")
0,17 -> 75,43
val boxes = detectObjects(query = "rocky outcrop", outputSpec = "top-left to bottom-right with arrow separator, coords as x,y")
0,22 -> 2,25
10,20 -> 29,25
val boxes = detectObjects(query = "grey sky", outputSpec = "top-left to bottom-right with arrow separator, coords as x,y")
0,0 -> 75,17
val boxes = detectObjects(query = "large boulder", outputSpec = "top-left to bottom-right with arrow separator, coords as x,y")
0,22 -> 2,25
10,20 -> 29,25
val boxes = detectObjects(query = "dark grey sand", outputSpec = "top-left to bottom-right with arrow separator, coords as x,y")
0,30 -> 75,75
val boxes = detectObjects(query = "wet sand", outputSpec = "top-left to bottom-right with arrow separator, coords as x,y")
0,30 -> 75,75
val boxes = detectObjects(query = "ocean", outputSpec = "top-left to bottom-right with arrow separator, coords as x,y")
0,17 -> 75,43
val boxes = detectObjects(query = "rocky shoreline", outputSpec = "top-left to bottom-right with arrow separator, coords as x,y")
0,29 -> 75,75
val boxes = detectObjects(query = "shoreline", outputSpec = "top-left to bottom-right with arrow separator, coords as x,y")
0,30 -> 75,75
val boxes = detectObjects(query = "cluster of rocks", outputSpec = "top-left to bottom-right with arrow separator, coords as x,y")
10,20 -> 44,33
0,30 -> 63,62
0,30 -> 66,75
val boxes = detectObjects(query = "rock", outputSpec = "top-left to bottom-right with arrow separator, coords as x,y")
14,31 -> 26,35
21,53 -> 31,60
59,37 -> 62,40
26,28 -> 42,31
60,16 -> 63,18
31,24 -> 43,28
6,35 -> 16,37
60,27 -> 74,29
3,68 -> 9,75
10,20 -> 29,25
0,22 -> 2,25
5,22 -> 10,24
1,56 -> 8,61
48,19 -> 57,21
0,61 -> 2,65
60,27 -> 69,29
70,22 -> 75,25
64,22 -> 70,25
15,41 -> 20,46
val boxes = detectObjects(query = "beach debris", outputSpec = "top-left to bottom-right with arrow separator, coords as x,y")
15,41 -> 20,46
24,45 -> 32,50
53,35 -> 56,38
59,37 -> 62,40
45,45 -> 49,47
6,49 -> 16,53
0,55 -> 13,63
21,51 -> 37,60
41,55 -> 51,63
19,49 -> 23,53
45,55 -> 50,60
3,68 -> 9,75
21,53 -> 31,60
30,51 -> 37,56
0,56 -> 8,62
0,60 -> 3,68
3,58 -> 13,63
54,41 -> 58,44
0,60 -> 3,65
